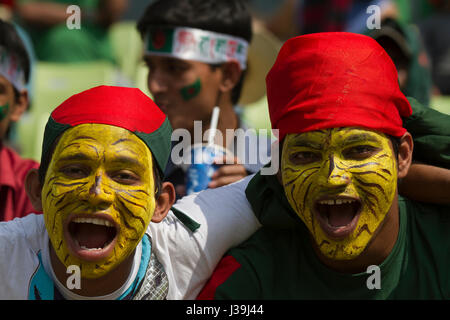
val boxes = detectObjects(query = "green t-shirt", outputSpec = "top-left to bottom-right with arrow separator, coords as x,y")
213,175 -> 450,299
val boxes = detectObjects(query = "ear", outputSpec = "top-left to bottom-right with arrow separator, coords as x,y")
25,168 -> 43,212
151,181 -> 176,223
10,89 -> 28,122
397,132 -> 414,179
219,61 -> 242,93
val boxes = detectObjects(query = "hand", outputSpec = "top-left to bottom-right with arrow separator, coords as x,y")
208,156 -> 248,188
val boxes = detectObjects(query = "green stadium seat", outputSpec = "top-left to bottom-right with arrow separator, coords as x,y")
109,21 -> 144,81
430,95 -> 450,115
16,61 -> 120,161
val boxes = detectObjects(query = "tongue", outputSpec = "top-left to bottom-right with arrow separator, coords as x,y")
74,224 -> 111,249
327,204 -> 355,227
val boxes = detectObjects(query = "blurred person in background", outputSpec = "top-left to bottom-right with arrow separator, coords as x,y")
137,0 -> 271,198
15,0 -> 128,63
419,0 -> 450,95
367,17 -> 432,106
0,19 -> 39,221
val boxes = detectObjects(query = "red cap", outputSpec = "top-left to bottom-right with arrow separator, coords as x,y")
41,86 -> 172,176
266,32 -> 412,141
51,85 -> 166,134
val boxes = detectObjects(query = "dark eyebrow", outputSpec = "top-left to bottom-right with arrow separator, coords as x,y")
71,135 -> 98,142
109,156 -> 146,171
57,152 -> 92,162
291,134 -> 325,150
292,140 -> 323,150
343,133 -> 380,145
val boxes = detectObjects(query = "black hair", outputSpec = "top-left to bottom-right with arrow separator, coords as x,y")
137,0 -> 252,105
0,19 -> 31,98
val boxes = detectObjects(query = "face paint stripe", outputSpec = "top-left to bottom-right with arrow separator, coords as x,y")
352,170 -> 389,181
86,144 -> 100,158
116,198 -> 146,228
360,188 -> 381,206
318,239 -> 330,249
328,154 -> 335,178
57,240 -> 63,250
283,166 -> 320,187
114,203 -> 139,233
381,168 -> 392,176
117,194 -> 147,210
347,162 -> 381,169
302,181 -> 314,213
126,189 -> 150,196
60,142 -> 82,152
354,223 -> 373,239
354,177 -> 389,202
53,181 -> 88,188
111,138 -> 133,145
122,190 -> 145,201
114,148 -> 138,156
72,135 -> 98,142
364,198 -> 379,220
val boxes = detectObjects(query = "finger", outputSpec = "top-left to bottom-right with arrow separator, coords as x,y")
211,164 -> 247,179
213,155 -> 240,165
208,174 -> 246,188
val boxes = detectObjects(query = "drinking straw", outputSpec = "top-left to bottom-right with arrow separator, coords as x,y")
207,106 -> 220,147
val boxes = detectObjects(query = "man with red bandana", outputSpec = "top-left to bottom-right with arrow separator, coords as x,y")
198,32 -> 450,299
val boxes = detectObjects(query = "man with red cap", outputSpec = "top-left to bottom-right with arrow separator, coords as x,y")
198,32 -> 450,299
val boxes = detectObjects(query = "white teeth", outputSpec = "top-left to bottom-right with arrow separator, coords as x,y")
318,199 -> 356,205
75,240 -> 108,251
73,217 -> 113,227
80,245 -> 102,251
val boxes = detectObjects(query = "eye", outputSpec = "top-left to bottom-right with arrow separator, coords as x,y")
166,60 -> 189,74
343,145 -> 379,160
111,170 -> 140,185
289,151 -> 322,164
60,165 -> 89,179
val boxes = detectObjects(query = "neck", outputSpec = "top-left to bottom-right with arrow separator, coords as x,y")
312,194 -> 400,274
49,244 -> 135,297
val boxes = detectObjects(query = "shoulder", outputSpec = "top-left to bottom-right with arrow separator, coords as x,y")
401,197 -> 450,263
0,214 -> 47,299
149,175 -> 261,299
0,214 -> 46,252
198,227 -> 291,299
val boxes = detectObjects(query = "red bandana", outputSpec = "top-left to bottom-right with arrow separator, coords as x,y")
266,32 -> 412,141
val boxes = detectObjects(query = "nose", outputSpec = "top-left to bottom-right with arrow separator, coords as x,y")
147,67 -> 168,95
85,172 -> 114,209
318,154 -> 351,189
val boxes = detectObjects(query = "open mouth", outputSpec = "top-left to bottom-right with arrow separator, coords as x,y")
64,214 -> 118,261
314,197 -> 361,239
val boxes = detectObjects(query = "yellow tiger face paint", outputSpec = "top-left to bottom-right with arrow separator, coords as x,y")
281,128 -> 397,260
42,124 -> 156,279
